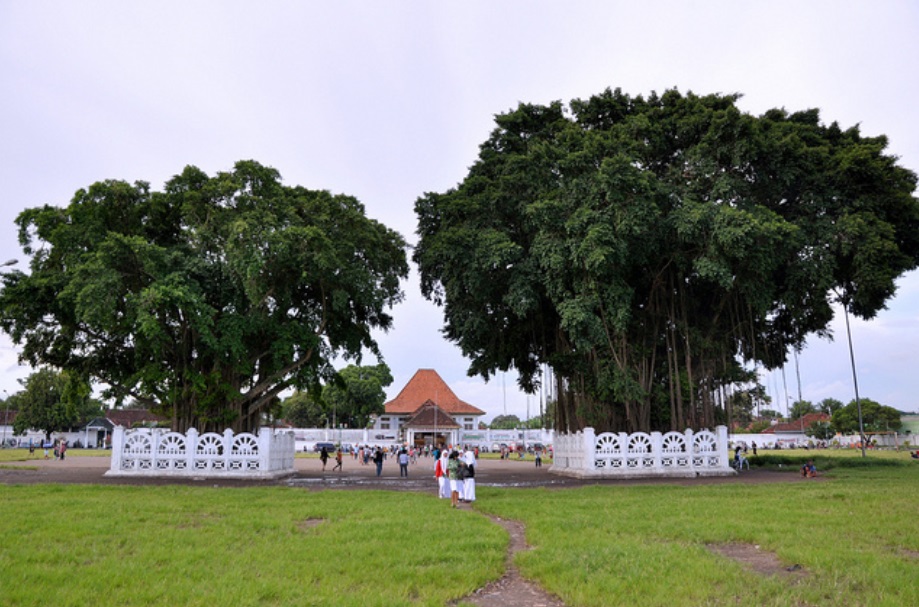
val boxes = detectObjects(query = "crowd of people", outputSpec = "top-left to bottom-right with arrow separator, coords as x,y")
23,437 -> 68,460
316,442 -> 483,506
434,446 -> 477,508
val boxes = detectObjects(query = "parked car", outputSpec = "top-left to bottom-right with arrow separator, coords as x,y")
313,442 -> 336,453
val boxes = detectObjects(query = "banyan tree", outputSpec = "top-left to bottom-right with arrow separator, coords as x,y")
414,89 -> 919,433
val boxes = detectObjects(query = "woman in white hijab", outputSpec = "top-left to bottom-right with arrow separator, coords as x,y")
439,449 -> 451,499
462,448 -> 476,502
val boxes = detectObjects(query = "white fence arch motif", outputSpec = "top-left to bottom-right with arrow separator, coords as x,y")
107,427 -> 295,479
552,426 -> 734,479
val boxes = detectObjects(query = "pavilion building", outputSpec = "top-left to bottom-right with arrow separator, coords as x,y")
372,369 -> 486,449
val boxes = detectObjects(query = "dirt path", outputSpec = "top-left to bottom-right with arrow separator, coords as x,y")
455,516 -> 566,607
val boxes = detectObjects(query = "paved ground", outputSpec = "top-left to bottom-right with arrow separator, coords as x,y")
0,452 -> 800,490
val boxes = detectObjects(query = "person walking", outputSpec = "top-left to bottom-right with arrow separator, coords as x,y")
447,450 -> 461,508
398,448 -> 409,477
534,448 -> 542,468
373,447 -> 384,477
319,446 -> 329,471
58,439 -> 67,461
332,449 -> 343,472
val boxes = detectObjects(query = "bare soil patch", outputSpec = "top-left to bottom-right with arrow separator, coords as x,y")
297,517 -> 325,532
707,542 -> 807,579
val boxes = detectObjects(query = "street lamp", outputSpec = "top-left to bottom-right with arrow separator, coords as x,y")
842,305 -> 867,458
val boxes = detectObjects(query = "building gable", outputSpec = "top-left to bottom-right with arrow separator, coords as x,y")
402,400 -> 460,429
384,369 -> 485,416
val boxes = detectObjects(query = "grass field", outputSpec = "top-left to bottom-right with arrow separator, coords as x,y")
1,451 -> 917,606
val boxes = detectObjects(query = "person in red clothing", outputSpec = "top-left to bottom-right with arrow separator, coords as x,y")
434,455 -> 446,498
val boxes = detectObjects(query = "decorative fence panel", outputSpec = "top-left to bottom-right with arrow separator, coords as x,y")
551,426 -> 734,478
107,427 -> 295,479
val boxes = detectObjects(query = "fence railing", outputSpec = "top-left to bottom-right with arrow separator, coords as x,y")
551,426 -> 734,478
106,427 -> 295,479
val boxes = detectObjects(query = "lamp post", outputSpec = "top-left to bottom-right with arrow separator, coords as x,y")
843,305 -> 867,458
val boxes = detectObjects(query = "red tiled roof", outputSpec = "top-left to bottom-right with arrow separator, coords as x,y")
761,412 -> 829,434
384,369 -> 485,416
402,400 -> 460,429
106,409 -> 168,428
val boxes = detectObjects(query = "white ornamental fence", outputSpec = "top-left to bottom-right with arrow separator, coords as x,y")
551,426 -> 734,478
106,427 -> 295,479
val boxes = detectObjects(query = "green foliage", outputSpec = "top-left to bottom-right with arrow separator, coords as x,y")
414,88 -> 919,434
489,414 -> 522,429
831,397 -> 902,436
280,391 -> 327,428
726,383 -> 769,426
320,363 -> 393,428
746,419 -> 773,433
750,451 -> 908,470
0,161 -> 408,433
789,399 -> 816,420
805,420 -> 835,440
818,397 -> 844,415
8,368 -> 97,439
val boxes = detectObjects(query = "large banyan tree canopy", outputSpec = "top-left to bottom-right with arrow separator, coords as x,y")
414,89 -> 919,433
0,161 -> 409,433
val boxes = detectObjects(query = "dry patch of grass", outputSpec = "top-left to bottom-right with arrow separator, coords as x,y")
707,542 -> 807,579
297,517 -> 325,532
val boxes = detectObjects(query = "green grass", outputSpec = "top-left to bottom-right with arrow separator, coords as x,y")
475,460 -> 919,607
0,485 -> 505,607
0,448 -> 111,463
1,452 -> 917,606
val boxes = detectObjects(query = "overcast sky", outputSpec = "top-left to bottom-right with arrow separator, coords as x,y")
2,1 -> 917,421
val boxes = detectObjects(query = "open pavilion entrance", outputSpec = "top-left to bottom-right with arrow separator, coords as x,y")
401,401 -> 460,449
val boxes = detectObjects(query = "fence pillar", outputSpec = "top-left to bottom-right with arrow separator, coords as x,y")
650,431 -> 663,471
259,427 -> 271,471
185,428 -> 198,471
110,426 -> 125,471
583,427 -> 596,473
715,425 -> 730,469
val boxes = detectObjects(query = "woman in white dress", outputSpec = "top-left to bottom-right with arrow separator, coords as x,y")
462,448 -> 476,502
439,450 -> 451,499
